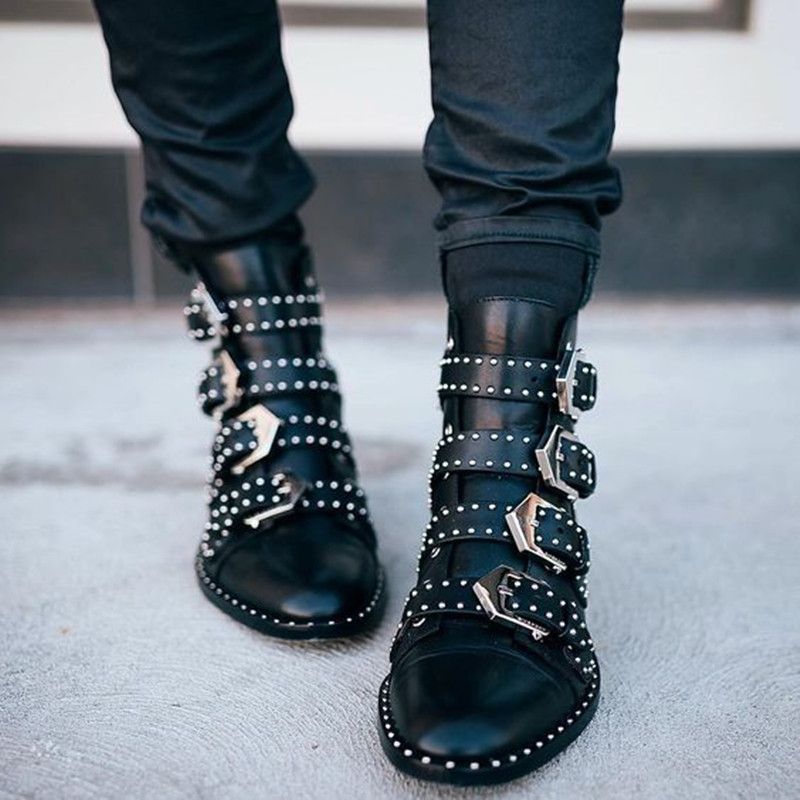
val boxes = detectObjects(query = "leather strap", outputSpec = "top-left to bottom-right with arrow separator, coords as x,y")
205,473 -> 372,541
438,351 -> 597,413
184,286 -> 322,340
421,501 -> 589,574
198,355 -> 339,416
211,412 -> 353,476
390,569 -> 596,681
429,427 -> 596,499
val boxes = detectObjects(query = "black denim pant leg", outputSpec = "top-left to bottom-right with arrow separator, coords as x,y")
95,0 -> 624,289
92,0 -> 314,248
424,0 -> 625,301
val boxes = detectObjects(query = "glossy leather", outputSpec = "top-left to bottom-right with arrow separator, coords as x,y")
181,238 -> 383,634
384,297 -> 595,771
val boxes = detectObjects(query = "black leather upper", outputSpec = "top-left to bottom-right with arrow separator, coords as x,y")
182,239 -> 383,633
381,297 -> 599,771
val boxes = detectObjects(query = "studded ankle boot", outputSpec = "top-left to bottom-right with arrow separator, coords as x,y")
179,236 -> 385,638
378,297 -> 599,784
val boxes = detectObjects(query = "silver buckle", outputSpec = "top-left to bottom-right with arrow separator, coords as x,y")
473,565 -> 549,641
243,472 -> 306,529
505,492 -> 567,574
555,344 -> 585,421
230,406 -> 282,476
194,282 -> 228,331
214,350 -> 242,418
535,425 -> 582,501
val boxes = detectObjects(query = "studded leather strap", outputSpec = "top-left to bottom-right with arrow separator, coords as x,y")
198,355 -> 339,417
420,501 -> 589,574
429,427 -> 596,499
211,414 -> 353,476
390,569 -> 597,682
184,285 -> 322,340
439,352 -> 597,413
205,473 -> 372,540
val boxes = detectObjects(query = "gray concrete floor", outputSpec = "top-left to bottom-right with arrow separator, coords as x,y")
2,299 -> 799,800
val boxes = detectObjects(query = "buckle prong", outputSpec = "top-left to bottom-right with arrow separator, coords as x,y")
535,425 -> 583,500
555,343 -> 585,421
213,350 -> 242,418
243,472 -> 306,529
230,406 -> 282,475
506,492 -> 568,573
195,282 -> 228,328
473,566 -> 549,641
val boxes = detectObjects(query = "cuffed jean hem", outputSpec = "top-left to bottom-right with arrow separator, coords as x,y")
436,215 -> 602,307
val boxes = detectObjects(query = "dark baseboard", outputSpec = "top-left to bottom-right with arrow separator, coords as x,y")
1,148 -> 798,301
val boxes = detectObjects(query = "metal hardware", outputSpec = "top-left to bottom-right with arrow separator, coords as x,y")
230,406 -> 282,476
535,425 -> 584,500
243,472 -> 306,529
506,492 -> 568,573
555,343 -> 585,420
214,350 -> 242,418
473,565 -> 549,640
193,282 -> 228,329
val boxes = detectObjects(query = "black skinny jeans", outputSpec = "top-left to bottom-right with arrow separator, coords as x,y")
94,0 -> 624,286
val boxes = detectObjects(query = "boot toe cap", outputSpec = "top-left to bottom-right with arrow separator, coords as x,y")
388,648 -> 575,759
217,517 -> 380,624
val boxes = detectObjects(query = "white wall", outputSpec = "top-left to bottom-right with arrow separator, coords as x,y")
0,0 -> 798,150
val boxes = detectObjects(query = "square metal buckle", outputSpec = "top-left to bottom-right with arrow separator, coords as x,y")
556,344 -> 587,421
473,565 -> 549,641
214,350 -> 242,418
194,282 -> 228,332
243,472 -> 306,529
505,492 -> 567,573
535,425 -> 584,500
230,406 -> 282,476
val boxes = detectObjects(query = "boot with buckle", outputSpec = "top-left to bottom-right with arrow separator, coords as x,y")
378,296 -> 599,783
176,233 -> 385,639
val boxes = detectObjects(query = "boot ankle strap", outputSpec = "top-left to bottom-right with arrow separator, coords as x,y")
198,351 -> 339,417
202,472 -> 373,558
419,494 -> 589,576
438,347 -> 597,419
211,407 -> 353,477
429,425 -> 596,500
184,283 -> 323,341
390,567 -> 597,682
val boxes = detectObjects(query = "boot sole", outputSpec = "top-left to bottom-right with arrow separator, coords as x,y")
377,673 -> 599,786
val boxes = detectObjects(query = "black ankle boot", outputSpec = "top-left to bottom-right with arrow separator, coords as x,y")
379,297 -> 599,784
178,236 -> 385,638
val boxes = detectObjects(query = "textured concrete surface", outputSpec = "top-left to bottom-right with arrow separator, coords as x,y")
2,299 -> 799,800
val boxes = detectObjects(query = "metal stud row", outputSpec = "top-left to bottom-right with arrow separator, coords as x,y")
439,355 -> 557,370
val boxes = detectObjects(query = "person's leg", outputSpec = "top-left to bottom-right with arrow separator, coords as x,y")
93,0 -> 313,247
380,0 -> 623,783
425,0 -> 623,309
94,0 -> 385,637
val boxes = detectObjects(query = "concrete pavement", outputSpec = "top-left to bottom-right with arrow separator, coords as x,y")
2,299 -> 799,800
